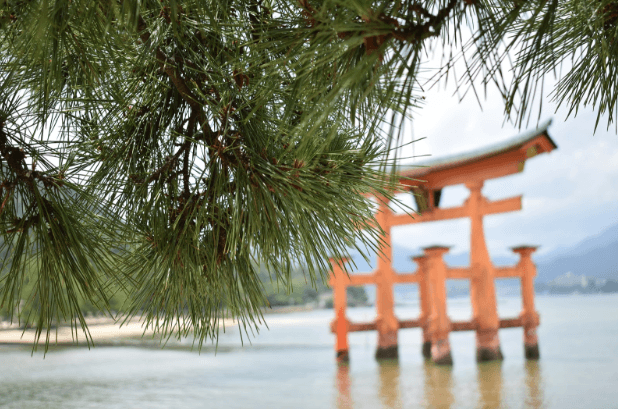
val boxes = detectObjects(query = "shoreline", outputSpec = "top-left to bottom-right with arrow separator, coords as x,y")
2,293 -> 613,347
0,304 -> 325,347
0,317 -> 173,347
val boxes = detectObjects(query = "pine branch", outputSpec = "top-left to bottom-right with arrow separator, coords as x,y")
396,0 -> 461,43
136,15 -> 216,144
0,0 -> 615,352
0,121 -> 60,192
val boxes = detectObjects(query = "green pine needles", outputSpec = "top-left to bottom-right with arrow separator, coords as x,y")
0,0 -> 616,351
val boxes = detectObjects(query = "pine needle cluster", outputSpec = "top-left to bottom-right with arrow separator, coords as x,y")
0,0 -> 616,350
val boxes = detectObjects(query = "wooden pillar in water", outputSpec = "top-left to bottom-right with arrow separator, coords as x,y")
329,258 -> 350,363
375,197 -> 399,359
413,255 -> 432,359
512,246 -> 540,359
466,180 -> 503,362
424,246 -> 453,365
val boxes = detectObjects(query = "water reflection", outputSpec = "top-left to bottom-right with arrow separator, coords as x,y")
423,361 -> 454,409
334,358 -> 545,409
525,360 -> 545,409
336,363 -> 353,409
378,360 -> 402,409
477,361 -> 503,408
335,360 -> 404,409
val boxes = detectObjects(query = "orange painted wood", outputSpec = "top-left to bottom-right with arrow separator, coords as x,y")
513,246 -> 540,349
495,267 -> 521,278
415,255 -> 432,349
335,317 -> 525,333
329,258 -> 350,355
499,317 -> 523,328
401,150 -> 527,189
399,319 -> 422,329
375,198 -> 399,353
348,322 -> 377,332
451,321 -> 476,331
388,195 -> 520,227
349,274 -> 375,286
446,267 -> 471,279
425,246 -> 453,363
389,205 -> 468,226
327,131 -> 554,361
482,196 -> 522,215
395,273 -> 420,283
467,180 -> 501,355
397,132 -> 555,190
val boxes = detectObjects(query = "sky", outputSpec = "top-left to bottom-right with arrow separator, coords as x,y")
386,69 -> 618,259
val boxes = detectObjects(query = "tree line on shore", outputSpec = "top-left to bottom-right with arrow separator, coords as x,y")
0,264 -> 368,327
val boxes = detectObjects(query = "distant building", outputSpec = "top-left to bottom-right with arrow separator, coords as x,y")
550,272 -> 589,288
595,278 -> 607,287
536,273 -> 618,295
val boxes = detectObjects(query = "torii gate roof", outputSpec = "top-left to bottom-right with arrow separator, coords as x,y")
398,119 -> 557,189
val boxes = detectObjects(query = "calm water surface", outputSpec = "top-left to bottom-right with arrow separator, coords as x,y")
1,294 -> 617,408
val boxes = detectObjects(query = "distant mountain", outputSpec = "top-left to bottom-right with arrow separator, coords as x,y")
347,222 -> 618,285
534,223 -> 618,282
347,245 -> 520,275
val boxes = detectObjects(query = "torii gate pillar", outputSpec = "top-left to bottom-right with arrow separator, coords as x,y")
424,246 -> 453,365
414,255 -> 432,358
375,197 -> 399,359
467,180 -> 503,361
329,258 -> 351,363
513,246 -> 541,359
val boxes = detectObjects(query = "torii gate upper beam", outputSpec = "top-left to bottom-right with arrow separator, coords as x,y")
397,119 -> 557,191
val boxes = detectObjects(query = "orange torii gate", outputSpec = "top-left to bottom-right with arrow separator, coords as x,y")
329,121 -> 557,364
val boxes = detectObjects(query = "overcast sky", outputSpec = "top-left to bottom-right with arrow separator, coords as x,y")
387,71 -> 618,258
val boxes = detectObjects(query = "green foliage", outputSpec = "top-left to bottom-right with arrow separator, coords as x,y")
322,287 -> 368,309
0,0 -> 616,350
346,286 -> 369,306
257,264 -> 329,307
0,260 -> 129,328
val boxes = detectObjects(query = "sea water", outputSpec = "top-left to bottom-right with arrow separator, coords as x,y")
1,294 -> 617,408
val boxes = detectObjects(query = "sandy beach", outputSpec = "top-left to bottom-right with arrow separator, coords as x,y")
0,305 -> 320,347
0,317 -> 158,346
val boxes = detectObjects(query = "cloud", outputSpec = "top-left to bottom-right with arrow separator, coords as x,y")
389,73 -> 618,259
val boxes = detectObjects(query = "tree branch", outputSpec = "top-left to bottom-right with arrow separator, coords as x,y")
136,16 -> 216,144
396,0 -> 460,43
